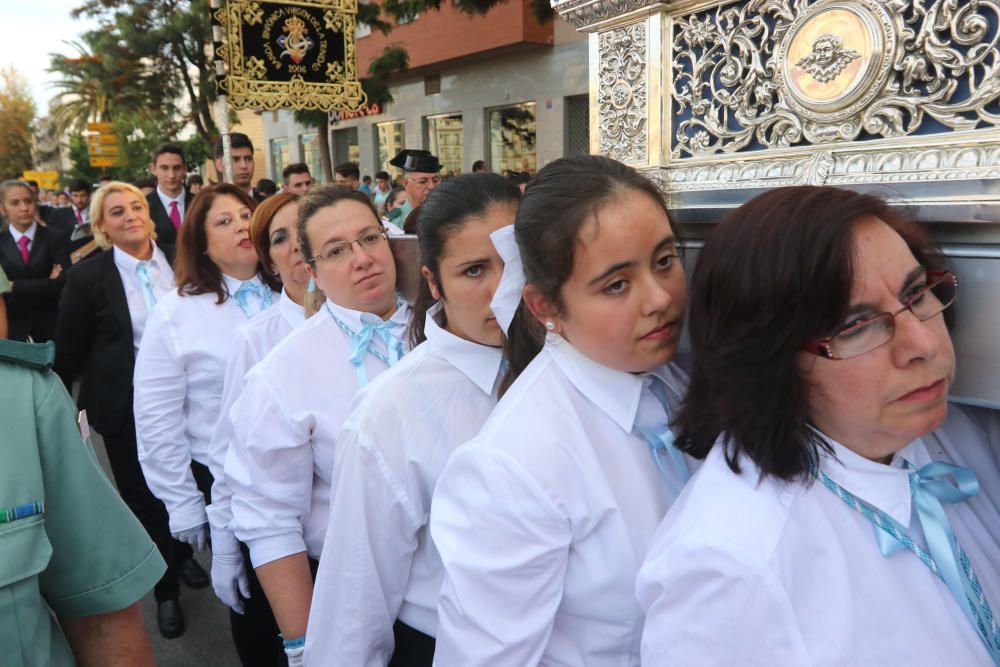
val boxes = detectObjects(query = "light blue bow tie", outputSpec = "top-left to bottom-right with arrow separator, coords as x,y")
347,313 -> 405,386
234,280 -> 272,318
819,460 -> 1000,664
135,261 -> 157,313
875,461 -> 978,558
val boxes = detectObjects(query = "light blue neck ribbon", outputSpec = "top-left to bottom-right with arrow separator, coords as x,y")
635,377 -> 690,498
816,461 -> 1000,664
326,304 -> 405,387
233,280 -> 272,318
135,261 -> 158,313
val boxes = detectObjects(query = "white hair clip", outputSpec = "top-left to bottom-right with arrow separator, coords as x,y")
489,224 -> 526,335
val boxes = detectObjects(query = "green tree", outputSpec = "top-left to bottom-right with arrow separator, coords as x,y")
65,134 -> 104,184
48,29 -> 157,136
0,67 -> 37,179
73,0 -> 220,144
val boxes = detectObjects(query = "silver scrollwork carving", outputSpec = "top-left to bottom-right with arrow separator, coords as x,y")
671,0 -> 1000,158
551,0 -> 654,31
659,144 -> 1000,193
599,23 -> 648,163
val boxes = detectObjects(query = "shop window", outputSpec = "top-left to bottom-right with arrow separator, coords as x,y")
270,138 -> 289,181
426,113 -> 462,175
489,102 -> 536,175
376,120 -> 406,181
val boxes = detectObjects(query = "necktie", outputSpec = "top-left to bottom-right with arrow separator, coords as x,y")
75,207 -> 83,224
135,261 -> 158,312
635,375 -> 691,497
233,281 -> 272,318
17,236 -> 30,264
817,461 -> 1000,663
327,305 -> 406,387
169,201 -> 182,230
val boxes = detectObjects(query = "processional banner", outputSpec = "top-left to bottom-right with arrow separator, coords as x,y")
211,0 -> 367,111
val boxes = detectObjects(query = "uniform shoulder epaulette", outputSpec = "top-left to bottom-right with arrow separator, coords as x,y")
0,339 -> 55,370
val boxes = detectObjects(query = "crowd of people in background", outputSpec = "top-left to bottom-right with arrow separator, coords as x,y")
1,133 -> 998,667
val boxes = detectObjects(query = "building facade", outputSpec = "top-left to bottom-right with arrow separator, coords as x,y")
262,1 -> 589,182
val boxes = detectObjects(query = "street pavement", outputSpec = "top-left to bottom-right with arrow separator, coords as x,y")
91,429 -> 242,666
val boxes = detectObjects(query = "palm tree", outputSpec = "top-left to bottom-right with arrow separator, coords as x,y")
47,30 -> 152,136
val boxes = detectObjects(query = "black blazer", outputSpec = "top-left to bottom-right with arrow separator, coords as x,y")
47,207 -> 95,254
54,245 -> 175,437
146,190 -> 193,252
0,225 -> 70,342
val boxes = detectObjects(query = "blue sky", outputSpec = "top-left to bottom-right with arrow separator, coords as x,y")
2,1 -> 98,112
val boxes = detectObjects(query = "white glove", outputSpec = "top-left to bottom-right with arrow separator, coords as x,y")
211,549 -> 250,613
284,643 -> 304,667
172,522 -> 209,552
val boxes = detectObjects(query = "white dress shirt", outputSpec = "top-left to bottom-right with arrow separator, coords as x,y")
112,242 -> 174,355
8,222 -> 37,251
305,303 -> 505,666
156,186 -> 186,222
227,299 -> 411,567
429,336 -> 691,667
134,274 -> 276,533
636,402 -> 1000,666
207,289 -> 306,553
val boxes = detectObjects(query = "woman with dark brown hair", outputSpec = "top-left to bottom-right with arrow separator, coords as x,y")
637,186 -> 1000,665
207,192 -> 309,665
133,184 -> 279,632
429,155 -> 691,666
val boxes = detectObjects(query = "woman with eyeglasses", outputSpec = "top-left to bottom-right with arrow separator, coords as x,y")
133,184 -> 278,637
636,186 -> 1000,666
226,185 -> 409,666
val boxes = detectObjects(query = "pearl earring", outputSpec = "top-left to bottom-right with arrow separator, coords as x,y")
545,321 -> 555,331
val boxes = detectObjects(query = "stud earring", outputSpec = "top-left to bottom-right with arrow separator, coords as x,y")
545,321 -> 555,331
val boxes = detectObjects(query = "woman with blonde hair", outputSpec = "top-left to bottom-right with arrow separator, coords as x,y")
54,181 -> 206,639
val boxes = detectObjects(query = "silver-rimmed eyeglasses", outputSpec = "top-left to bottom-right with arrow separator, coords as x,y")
308,226 -> 388,264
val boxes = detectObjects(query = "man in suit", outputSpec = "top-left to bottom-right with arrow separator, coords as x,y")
47,178 -> 95,254
214,132 -> 267,203
54,181 -> 208,639
146,143 -> 192,255
0,180 -> 70,342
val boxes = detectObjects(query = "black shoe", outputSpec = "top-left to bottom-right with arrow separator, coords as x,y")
177,558 -> 210,589
157,599 -> 185,639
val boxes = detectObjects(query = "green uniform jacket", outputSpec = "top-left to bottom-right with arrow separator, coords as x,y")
0,339 -> 166,666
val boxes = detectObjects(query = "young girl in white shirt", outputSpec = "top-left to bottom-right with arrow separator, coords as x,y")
207,193 -> 309,665
134,183 -> 278,557
636,186 -> 1000,666
304,174 -> 520,666
429,155 -> 692,666
226,185 -> 409,666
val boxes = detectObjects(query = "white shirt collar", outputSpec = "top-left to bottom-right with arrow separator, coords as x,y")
324,295 -> 410,332
157,187 -> 185,210
546,336 -> 645,434
278,288 -> 306,328
816,430 -> 931,526
222,273 -> 264,299
9,222 -> 37,244
424,302 -> 504,396
112,240 -> 162,272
